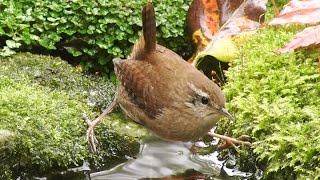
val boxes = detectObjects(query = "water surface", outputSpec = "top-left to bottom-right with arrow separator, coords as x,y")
89,138 -> 252,179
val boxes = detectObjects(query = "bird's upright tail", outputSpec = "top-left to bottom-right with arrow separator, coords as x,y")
129,3 -> 156,59
142,3 -> 156,53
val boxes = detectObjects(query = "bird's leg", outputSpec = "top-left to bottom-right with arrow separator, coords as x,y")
82,99 -> 117,152
207,132 -> 252,150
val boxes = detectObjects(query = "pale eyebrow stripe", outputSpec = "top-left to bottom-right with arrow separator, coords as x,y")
188,83 -> 209,97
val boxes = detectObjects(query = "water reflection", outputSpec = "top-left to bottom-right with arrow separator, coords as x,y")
42,137 -> 254,180
90,138 -> 250,179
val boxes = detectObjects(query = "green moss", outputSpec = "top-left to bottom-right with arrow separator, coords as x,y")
220,26 -> 320,179
0,53 -> 116,110
265,0 -> 291,22
0,53 -> 144,178
0,76 -> 91,171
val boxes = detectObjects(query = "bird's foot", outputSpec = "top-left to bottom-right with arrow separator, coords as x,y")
82,113 -> 99,152
82,99 -> 118,152
208,132 -> 252,150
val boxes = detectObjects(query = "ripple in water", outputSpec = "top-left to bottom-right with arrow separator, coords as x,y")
90,138 -> 253,180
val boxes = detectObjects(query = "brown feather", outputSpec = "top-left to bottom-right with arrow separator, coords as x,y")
113,3 -> 227,141
142,3 -> 156,53
114,59 -> 165,119
128,36 -> 145,60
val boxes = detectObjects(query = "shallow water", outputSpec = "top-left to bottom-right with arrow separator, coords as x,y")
40,136 -> 256,180
89,138 -> 253,180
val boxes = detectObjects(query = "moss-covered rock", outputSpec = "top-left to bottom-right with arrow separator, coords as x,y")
0,52 -> 116,110
219,26 -> 320,179
0,53 -> 146,178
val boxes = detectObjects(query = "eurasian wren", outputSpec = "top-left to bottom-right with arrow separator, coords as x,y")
84,3 -> 245,152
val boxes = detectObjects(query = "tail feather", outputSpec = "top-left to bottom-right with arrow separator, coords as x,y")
142,3 -> 156,53
128,3 -> 156,59
128,36 -> 145,59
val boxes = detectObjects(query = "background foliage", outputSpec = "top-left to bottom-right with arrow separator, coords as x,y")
219,25 -> 320,179
0,0 -> 192,73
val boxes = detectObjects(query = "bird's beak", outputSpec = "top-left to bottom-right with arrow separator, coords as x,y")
220,108 -> 234,120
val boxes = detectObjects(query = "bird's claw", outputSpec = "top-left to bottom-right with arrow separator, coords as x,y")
207,132 -> 251,150
86,126 -> 98,152
82,113 -> 98,152
217,135 -> 252,150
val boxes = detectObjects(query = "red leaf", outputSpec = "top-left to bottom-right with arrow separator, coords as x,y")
274,24 -> 320,54
269,0 -> 320,26
187,0 -> 267,62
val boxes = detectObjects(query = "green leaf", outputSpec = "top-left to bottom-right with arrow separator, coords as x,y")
0,27 -> 5,35
65,47 -> 82,56
96,40 -> 109,49
0,46 -> 16,57
39,38 -> 56,50
6,40 -> 21,49
0,0 -> 192,75
98,57 -> 108,65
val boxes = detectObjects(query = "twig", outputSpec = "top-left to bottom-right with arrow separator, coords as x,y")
271,0 -> 280,16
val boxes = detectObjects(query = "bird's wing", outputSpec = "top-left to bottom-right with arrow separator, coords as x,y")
113,59 -> 168,119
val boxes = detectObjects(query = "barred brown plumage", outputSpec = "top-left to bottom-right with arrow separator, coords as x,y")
84,3 -> 250,152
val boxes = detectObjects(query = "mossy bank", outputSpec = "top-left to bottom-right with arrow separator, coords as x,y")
219,25 -> 320,179
0,53 -> 147,179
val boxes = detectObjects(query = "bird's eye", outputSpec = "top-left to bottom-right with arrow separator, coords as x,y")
201,96 -> 209,105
